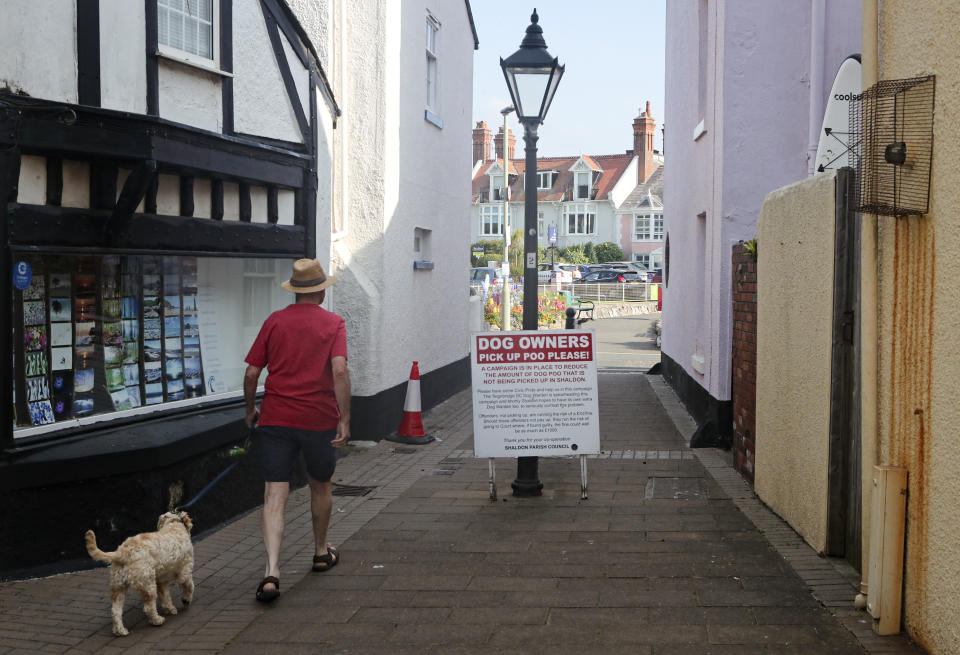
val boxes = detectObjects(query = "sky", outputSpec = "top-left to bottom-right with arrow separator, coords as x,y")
470,0 -> 666,159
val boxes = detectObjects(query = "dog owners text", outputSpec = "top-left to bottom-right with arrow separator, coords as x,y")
475,334 -> 593,363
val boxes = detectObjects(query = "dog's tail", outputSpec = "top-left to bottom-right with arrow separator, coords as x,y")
85,530 -> 122,564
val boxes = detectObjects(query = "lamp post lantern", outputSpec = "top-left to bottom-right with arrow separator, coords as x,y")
500,8 -> 564,497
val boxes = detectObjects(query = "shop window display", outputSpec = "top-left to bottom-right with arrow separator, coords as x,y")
11,254 -> 293,436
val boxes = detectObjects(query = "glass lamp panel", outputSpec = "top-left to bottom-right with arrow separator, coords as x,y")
540,64 -> 564,121
512,70 -> 550,120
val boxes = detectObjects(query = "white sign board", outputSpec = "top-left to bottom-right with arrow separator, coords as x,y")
814,56 -> 861,173
471,330 -> 600,458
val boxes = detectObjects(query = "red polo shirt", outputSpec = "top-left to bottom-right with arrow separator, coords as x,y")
245,303 -> 348,431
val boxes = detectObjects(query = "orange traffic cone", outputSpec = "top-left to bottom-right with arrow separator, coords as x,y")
385,361 -> 435,445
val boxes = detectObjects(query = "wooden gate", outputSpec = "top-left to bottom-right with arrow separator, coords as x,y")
827,167 -> 862,571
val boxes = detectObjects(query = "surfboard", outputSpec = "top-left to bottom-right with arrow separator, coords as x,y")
814,56 -> 861,174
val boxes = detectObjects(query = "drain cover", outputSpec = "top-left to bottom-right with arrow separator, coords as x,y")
332,484 -> 376,497
644,477 -> 705,500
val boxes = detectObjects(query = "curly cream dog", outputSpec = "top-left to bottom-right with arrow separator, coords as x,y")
85,511 -> 195,636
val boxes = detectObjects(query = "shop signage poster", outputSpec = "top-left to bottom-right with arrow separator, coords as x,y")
196,285 -> 226,394
471,330 -> 600,458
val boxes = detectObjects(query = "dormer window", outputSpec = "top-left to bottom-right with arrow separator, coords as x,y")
536,171 -> 553,190
575,171 -> 591,199
490,173 -> 505,201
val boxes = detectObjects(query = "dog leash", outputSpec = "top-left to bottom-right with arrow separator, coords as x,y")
176,429 -> 252,511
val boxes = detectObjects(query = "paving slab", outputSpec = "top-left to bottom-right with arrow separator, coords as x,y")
0,365 -> 927,654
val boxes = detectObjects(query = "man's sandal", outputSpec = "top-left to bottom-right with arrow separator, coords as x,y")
312,546 -> 340,572
255,576 -> 280,602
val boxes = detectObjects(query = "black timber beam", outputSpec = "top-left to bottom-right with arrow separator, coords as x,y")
110,160 -> 158,235
8,205 -> 306,257
145,0 -> 159,114
77,0 -> 101,106
262,9 -> 310,143
0,96 -> 311,189
179,175 -> 195,217
0,129 -> 21,450
221,0 -> 234,135
45,157 -> 63,206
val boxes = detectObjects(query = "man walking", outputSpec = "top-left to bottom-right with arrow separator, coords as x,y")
243,259 -> 350,602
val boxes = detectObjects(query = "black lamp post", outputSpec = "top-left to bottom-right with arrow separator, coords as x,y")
501,8 -> 564,497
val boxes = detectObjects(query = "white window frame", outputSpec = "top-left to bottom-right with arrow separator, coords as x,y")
481,205 -> 503,236
425,14 -> 440,112
537,210 -> 545,240
490,173 -> 505,201
537,172 -> 553,190
633,253 -> 651,267
653,212 -> 664,240
158,0 -> 221,72
564,203 -> 596,236
574,171 -> 591,199
633,212 -> 664,241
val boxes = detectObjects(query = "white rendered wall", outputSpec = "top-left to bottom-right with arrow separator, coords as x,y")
99,0 -> 147,114
380,0 -> 473,385
233,0 -> 303,143
314,86 -> 335,275
608,157 -> 639,208
286,0 -> 331,69
158,60 -> 221,133
325,0 -> 388,396
0,1 -> 78,103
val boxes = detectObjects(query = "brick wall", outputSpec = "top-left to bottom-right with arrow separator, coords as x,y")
731,243 -> 757,484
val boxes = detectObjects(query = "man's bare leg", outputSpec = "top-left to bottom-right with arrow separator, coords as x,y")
308,477 -> 334,558
262,481 -> 290,593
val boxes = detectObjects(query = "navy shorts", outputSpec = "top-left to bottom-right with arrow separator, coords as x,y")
253,425 -> 337,483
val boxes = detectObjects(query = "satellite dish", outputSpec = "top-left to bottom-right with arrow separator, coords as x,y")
814,56 -> 861,174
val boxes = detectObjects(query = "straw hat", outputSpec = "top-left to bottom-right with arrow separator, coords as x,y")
281,259 -> 337,293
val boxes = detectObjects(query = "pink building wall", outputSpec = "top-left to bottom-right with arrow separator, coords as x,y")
662,0 -> 860,426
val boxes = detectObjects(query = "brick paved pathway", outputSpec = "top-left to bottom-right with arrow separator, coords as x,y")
0,372 -> 925,654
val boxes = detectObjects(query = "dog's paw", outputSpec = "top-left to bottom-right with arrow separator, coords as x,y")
149,616 -> 165,626
113,625 -> 129,637
181,598 -> 191,606
166,606 -> 178,615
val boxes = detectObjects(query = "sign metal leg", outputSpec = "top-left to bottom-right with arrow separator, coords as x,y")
580,454 -> 588,500
488,458 -> 497,501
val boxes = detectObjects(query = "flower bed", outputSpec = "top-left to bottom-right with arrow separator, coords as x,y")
484,286 -> 566,330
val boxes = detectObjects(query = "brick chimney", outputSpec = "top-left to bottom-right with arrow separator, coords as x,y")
495,126 -> 516,162
472,121 -> 492,163
633,101 -> 657,183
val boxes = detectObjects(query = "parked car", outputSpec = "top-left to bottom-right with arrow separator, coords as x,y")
651,268 -> 663,283
579,270 -> 641,283
609,261 -> 653,280
557,264 -> 584,280
537,263 -> 573,284
470,267 -> 505,286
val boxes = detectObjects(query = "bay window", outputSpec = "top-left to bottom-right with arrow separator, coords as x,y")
481,205 -> 503,236
565,203 -> 595,235
634,212 -> 664,241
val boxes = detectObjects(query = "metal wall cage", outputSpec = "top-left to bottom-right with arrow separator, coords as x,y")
849,75 -> 935,217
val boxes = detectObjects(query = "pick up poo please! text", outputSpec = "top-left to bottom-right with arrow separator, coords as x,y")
476,334 -> 593,363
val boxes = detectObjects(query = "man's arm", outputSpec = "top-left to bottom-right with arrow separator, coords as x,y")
243,364 -> 263,428
331,356 -> 350,446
